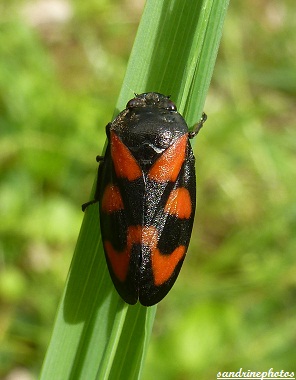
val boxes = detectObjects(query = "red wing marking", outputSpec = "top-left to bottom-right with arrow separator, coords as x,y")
151,245 -> 186,286
104,241 -> 130,282
101,184 -> 124,213
111,131 -> 142,180
105,225 -> 142,282
164,187 -> 192,219
148,135 -> 187,182
141,226 -> 185,286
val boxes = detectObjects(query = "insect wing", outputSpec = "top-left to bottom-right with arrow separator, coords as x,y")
99,132 -> 145,304
138,136 -> 196,306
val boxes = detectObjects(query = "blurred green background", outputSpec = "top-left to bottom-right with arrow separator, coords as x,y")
1,1 -> 295,379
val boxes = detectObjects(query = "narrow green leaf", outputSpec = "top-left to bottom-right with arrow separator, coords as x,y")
40,1 -> 229,379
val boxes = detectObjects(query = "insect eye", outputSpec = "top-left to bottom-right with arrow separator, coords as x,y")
166,100 -> 177,111
126,98 -> 138,108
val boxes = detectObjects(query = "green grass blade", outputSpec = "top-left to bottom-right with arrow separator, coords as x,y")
40,1 -> 228,379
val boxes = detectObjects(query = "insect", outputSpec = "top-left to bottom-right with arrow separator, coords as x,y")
83,92 -> 206,306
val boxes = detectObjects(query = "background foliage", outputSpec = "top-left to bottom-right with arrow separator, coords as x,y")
0,1 -> 295,379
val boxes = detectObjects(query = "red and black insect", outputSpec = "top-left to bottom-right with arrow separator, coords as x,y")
83,92 -> 206,306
